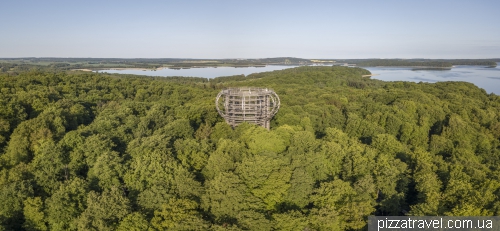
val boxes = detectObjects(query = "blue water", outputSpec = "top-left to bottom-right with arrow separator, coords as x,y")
365,63 -> 500,94
100,65 -> 297,79
101,63 -> 500,95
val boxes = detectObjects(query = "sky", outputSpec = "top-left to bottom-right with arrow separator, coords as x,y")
1,0 -> 499,59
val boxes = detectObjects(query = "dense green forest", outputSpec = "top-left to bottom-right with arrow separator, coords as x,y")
1,66 -> 500,230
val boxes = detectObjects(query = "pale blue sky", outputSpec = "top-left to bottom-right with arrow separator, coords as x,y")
1,0 -> 499,59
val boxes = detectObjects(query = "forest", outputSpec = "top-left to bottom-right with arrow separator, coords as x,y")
1,66 -> 500,230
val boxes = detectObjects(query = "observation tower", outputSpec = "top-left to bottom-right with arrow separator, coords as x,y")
216,87 -> 280,130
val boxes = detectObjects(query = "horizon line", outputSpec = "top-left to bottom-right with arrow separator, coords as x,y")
1,57 -> 500,60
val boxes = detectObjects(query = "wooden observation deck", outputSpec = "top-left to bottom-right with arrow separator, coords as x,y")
216,87 -> 280,130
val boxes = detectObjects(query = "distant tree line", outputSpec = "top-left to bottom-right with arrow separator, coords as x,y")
448,60 -> 497,66
0,57 -> 312,72
356,60 -> 452,67
338,59 -> 497,67
2,58 -> 497,72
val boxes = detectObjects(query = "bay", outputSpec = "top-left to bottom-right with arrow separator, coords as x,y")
100,63 -> 500,95
99,65 -> 298,79
365,63 -> 500,95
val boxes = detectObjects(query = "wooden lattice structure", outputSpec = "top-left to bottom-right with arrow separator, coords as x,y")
216,87 -> 280,130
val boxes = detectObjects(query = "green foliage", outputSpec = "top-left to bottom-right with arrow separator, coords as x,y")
154,119 -> 194,140
236,155 -> 292,210
77,187 -> 131,231
30,139 -> 66,195
23,197 -> 47,231
202,139 -> 243,180
116,212 -> 152,231
151,198 -> 209,230
87,150 -> 124,190
285,168 -> 314,208
45,177 -> 88,230
409,149 -> 443,215
202,172 -> 258,221
242,126 -> 287,155
272,210 -> 309,231
0,181 -> 34,229
0,66 -> 499,229
312,179 -> 375,229
174,138 -> 211,171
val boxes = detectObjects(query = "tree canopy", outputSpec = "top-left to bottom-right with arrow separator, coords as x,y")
1,66 -> 499,230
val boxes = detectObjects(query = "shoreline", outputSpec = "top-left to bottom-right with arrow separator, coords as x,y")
72,67 -> 168,72
72,65 -> 272,72
360,65 -> 453,68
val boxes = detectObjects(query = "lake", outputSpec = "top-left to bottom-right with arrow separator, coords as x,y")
100,63 -> 500,95
364,63 -> 500,95
99,65 -> 298,79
